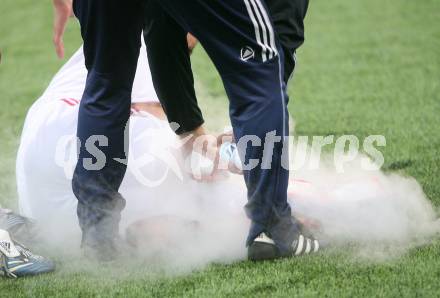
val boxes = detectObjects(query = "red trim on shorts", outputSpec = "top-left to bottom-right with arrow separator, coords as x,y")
60,98 -> 78,106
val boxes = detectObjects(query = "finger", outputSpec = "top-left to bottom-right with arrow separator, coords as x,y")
57,40 -> 65,59
53,35 -> 64,59
228,164 -> 243,175
53,2 -> 71,59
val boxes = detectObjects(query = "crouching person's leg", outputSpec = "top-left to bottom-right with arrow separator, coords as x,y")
72,0 -> 143,260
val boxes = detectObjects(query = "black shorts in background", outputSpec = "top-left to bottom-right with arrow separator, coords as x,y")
143,1 -> 204,135
267,0 -> 310,82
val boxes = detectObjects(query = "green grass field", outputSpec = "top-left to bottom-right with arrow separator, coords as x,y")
1,0 -> 440,296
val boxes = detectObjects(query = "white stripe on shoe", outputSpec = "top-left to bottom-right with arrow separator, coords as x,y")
314,240 -> 320,253
305,238 -> 312,254
294,235 -> 320,255
294,235 -> 305,256
8,262 -> 33,273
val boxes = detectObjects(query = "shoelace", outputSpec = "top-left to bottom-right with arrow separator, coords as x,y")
15,244 -> 45,261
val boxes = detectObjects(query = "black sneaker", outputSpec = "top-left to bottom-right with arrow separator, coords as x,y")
81,239 -> 120,263
248,231 -> 320,261
80,214 -> 126,263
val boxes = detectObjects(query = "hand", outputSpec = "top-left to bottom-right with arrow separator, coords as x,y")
183,135 -> 220,181
217,132 -> 243,175
179,126 -> 223,181
52,0 -> 73,59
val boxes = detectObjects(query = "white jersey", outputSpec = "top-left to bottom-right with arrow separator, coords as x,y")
39,41 -> 159,105
15,40 -> 437,259
16,40 -> 248,233
16,42 -> 248,248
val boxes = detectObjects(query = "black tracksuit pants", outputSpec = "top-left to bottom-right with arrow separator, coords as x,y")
73,0 -> 308,253
144,0 -> 309,134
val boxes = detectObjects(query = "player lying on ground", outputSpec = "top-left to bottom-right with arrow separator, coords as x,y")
13,24 -> 439,266
17,36 -> 320,261
16,41 -> 438,262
